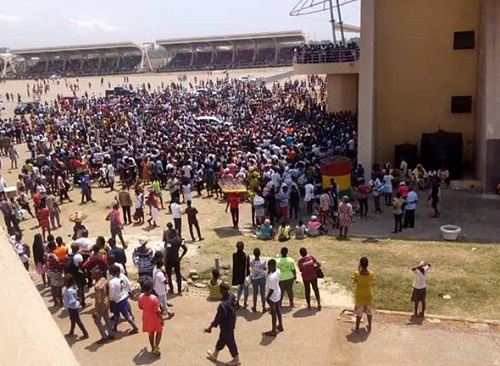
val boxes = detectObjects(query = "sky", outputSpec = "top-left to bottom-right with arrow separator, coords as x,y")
0,0 -> 360,49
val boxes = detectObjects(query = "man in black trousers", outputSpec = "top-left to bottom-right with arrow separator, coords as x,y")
205,282 -> 241,366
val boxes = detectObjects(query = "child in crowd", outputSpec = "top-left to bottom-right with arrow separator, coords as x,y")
208,268 -> 222,301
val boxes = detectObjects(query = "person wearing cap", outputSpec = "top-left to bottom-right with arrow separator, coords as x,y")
205,281 -> 241,366
411,261 -> 431,317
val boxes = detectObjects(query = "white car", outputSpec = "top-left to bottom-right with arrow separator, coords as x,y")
194,116 -> 232,127
239,75 -> 258,82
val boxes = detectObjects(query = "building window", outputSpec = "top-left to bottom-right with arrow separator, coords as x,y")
453,31 -> 475,50
451,96 -> 472,113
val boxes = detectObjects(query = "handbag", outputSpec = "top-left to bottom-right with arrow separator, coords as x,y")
315,266 -> 324,279
244,274 -> 252,287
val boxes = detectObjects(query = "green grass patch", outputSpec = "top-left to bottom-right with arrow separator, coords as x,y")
197,236 -> 500,319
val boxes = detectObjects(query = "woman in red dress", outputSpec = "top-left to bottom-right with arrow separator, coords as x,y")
138,281 -> 164,356
36,201 -> 51,241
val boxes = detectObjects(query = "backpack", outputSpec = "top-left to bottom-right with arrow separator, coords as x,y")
63,253 -> 78,275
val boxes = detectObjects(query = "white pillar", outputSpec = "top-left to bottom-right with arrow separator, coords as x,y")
477,0 -> 500,191
357,0 -> 376,176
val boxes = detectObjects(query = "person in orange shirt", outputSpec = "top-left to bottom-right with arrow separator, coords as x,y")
54,236 -> 68,263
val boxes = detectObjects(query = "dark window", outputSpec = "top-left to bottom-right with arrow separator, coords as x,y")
451,96 -> 472,113
454,31 -> 475,50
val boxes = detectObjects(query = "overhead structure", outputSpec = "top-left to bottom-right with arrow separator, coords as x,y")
290,0 -> 357,44
156,31 -> 306,72
9,42 -> 151,78
0,53 -> 17,78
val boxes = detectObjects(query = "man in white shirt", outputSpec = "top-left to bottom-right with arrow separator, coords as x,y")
411,261 -> 431,317
264,259 -> 283,337
304,182 -> 315,215
170,198 -> 183,238
107,162 -> 115,191
14,233 -> 29,271
108,264 -> 139,333
153,257 -> 174,317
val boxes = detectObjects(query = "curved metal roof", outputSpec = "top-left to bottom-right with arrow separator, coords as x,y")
156,31 -> 306,50
11,42 -> 142,58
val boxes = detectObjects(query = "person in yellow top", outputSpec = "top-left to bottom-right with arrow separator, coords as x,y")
352,256 -> 374,332
208,268 -> 223,301
277,247 -> 296,308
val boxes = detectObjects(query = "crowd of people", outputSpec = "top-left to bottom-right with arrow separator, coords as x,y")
0,70 -> 444,363
294,42 -> 360,64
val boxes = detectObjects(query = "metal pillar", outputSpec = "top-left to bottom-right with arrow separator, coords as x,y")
335,0 -> 346,46
328,0 -> 337,44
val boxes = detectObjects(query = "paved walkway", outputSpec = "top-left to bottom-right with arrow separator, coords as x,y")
37,282 -> 500,366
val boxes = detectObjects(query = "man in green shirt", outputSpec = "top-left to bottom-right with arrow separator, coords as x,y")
277,247 -> 296,308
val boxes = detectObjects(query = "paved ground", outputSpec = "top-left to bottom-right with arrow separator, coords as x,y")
34,280 -> 500,366
348,189 -> 500,242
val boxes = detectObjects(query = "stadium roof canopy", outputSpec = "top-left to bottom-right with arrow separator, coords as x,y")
11,42 -> 143,59
156,31 -> 307,50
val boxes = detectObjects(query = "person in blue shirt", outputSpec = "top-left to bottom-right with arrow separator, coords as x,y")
403,187 -> 418,228
205,282 -> 240,366
63,273 -> 89,339
79,172 -> 95,204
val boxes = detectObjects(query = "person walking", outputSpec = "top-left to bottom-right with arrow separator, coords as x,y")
264,259 -> 283,337
117,186 -> 133,225
36,201 -> 51,241
205,282 -> 241,366
164,229 -> 188,294
134,189 -> 145,224
277,247 -> 296,308
63,273 -> 89,340
249,247 -> 267,313
108,264 -> 139,334
170,198 -> 182,238
232,241 -> 250,309
392,192 -> 405,233
225,192 -> 240,229
370,175 -> 384,213
138,280 -> 164,357
91,268 -> 115,344
185,200 -> 204,241
45,191 -> 61,230
411,261 -> 431,317
7,145 -> 19,169
33,233 -> 47,286
352,257 -> 374,333
403,187 -> 418,229
298,247 -> 321,310
106,203 -> 126,249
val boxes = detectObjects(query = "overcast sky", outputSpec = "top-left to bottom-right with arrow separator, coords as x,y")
0,0 -> 360,49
